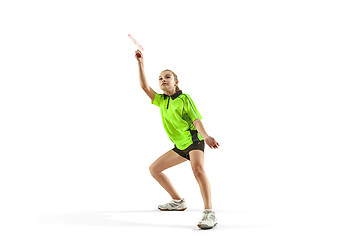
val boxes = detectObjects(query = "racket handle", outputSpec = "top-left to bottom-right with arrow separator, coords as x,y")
136,52 -> 142,58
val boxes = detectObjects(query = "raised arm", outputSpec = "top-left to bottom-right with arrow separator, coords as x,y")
136,50 -> 155,102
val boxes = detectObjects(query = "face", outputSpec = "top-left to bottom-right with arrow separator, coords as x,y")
159,71 -> 178,91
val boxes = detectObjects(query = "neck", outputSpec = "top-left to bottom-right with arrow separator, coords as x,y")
164,89 -> 176,96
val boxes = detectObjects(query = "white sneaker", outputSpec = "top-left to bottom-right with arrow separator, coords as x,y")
197,209 -> 218,229
158,198 -> 187,211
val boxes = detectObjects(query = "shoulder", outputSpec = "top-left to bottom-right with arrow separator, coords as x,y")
178,93 -> 190,102
156,92 -> 165,99
179,92 -> 190,99
181,93 -> 195,102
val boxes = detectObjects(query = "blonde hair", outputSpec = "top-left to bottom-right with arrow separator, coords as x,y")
162,69 -> 180,92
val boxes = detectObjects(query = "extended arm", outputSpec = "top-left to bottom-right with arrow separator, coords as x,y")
136,50 -> 155,102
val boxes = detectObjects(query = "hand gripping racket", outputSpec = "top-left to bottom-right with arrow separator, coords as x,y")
128,34 -> 144,58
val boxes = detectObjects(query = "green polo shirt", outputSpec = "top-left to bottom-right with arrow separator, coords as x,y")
151,90 -> 203,150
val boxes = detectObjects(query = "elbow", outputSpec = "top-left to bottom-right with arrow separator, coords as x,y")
141,85 -> 150,92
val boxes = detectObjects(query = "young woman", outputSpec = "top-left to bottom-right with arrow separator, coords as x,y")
135,50 -> 220,229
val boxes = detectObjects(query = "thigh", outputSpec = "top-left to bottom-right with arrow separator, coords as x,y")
189,150 -> 205,171
150,149 -> 188,173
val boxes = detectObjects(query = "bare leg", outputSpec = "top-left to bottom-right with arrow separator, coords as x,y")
189,150 -> 212,210
149,149 -> 187,200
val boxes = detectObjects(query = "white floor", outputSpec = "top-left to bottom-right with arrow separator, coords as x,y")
3,201 -> 359,239
5,206 -> 285,239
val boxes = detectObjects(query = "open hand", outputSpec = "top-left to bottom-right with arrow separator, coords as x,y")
205,136 -> 220,149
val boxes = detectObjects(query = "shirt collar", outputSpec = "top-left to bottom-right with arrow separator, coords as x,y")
163,90 -> 182,100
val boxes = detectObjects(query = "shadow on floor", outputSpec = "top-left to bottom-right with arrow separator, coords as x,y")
38,209 -> 273,230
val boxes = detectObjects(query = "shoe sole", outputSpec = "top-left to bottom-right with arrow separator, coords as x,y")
158,207 -> 187,211
198,223 -> 218,229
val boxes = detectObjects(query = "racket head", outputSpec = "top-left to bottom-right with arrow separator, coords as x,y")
128,34 -> 144,52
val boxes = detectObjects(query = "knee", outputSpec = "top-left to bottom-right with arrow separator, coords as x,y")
149,164 -> 161,177
192,166 -> 205,179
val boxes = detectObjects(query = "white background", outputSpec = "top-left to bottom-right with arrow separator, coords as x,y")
1,0 -> 359,239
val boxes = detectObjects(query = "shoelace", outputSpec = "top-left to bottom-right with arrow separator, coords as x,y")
201,211 -> 212,221
165,200 -> 179,208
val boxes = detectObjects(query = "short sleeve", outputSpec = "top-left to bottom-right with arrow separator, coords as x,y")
151,92 -> 162,107
184,94 -> 202,122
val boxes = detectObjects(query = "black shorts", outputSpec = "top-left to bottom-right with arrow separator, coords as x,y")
172,140 -> 205,161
